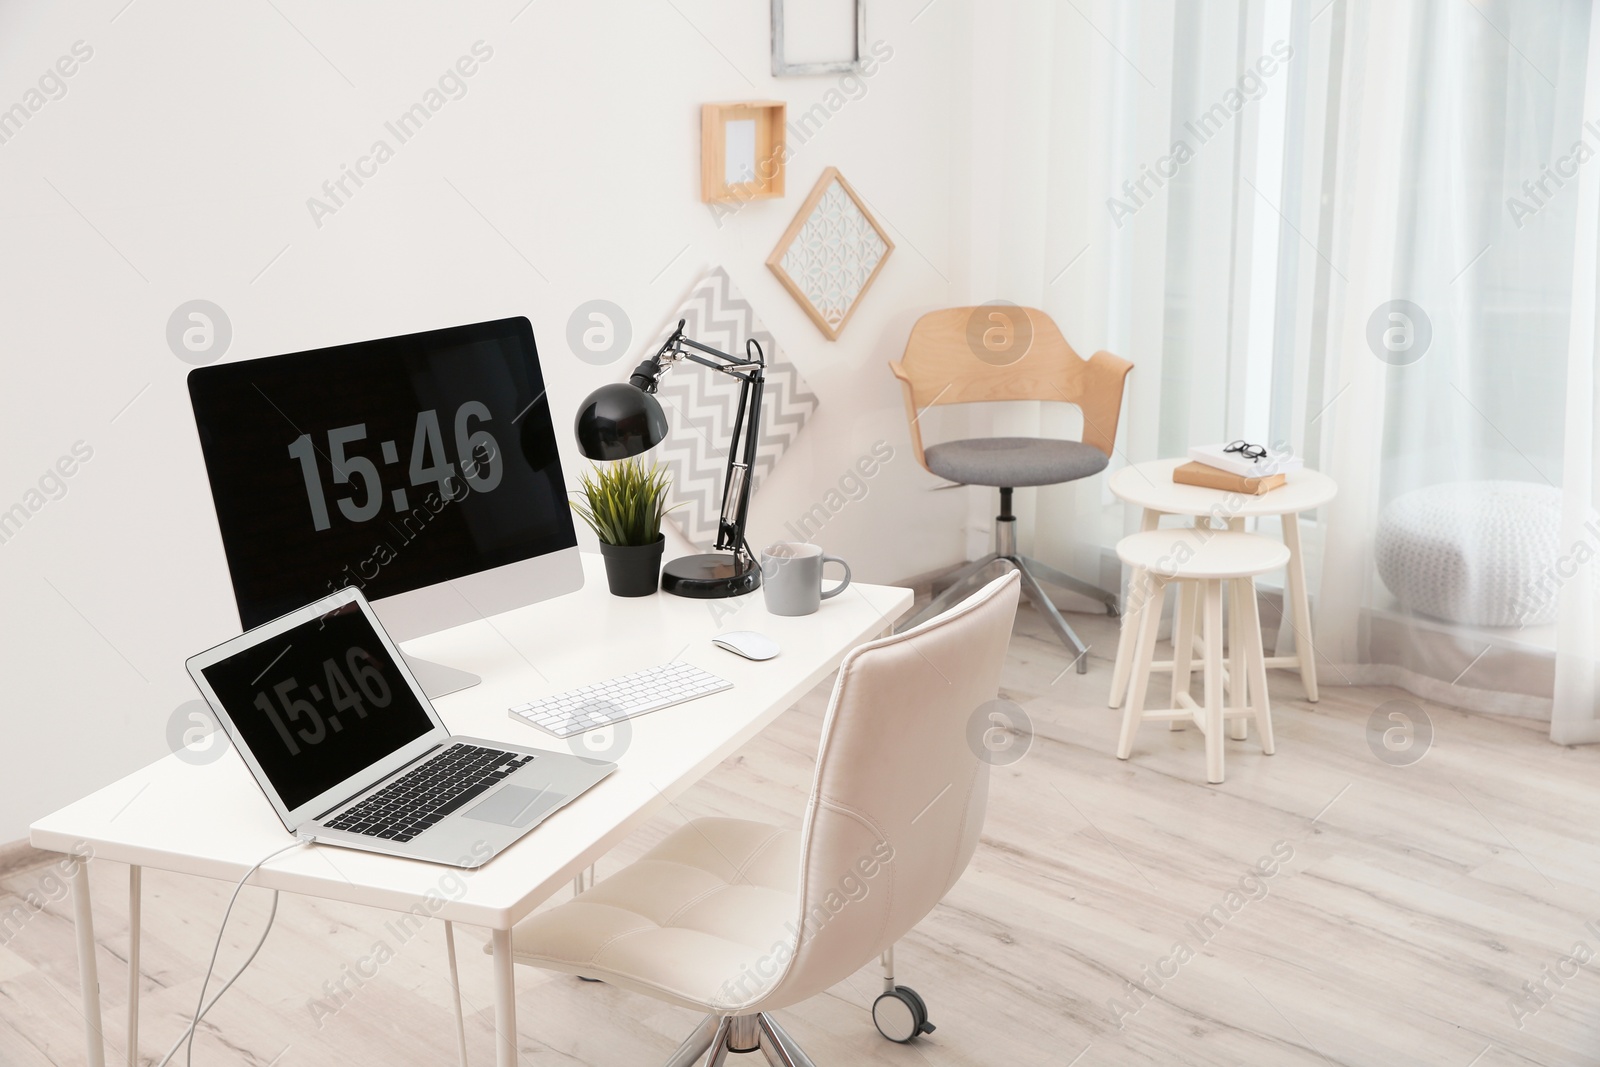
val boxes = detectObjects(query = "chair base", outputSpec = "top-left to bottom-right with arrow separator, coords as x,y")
897,491 -> 1118,673
665,1013 -> 818,1067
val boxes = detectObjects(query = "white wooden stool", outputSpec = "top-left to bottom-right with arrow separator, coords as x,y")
1114,529 -> 1290,783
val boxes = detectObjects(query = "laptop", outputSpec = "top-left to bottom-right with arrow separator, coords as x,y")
185,586 -> 615,867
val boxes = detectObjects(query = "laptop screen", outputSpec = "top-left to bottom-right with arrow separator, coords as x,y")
200,601 -> 435,811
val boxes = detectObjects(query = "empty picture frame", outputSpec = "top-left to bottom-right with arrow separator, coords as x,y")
771,0 -> 866,76
701,101 -> 786,203
767,167 -> 893,340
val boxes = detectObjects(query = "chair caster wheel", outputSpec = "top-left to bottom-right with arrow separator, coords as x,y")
873,986 -> 935,1043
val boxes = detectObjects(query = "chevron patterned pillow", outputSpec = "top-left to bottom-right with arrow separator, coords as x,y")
646,266 -> 820,549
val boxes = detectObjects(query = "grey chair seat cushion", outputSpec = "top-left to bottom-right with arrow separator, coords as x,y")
923,437 -> 1109,487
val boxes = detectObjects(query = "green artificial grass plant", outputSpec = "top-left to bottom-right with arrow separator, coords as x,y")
570,458 -> 680,547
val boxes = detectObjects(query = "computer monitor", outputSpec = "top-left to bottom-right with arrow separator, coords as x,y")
187,316 -> 582,696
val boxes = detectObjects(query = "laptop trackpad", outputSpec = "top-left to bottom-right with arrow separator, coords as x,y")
464,785 -> 567,827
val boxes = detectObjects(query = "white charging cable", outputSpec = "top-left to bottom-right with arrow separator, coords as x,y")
153,838 -> 308,1067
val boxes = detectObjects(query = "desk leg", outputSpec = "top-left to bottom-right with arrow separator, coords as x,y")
1109,508 -> 1162,708
127,866 -> 140,1067
490,928 -> 518,1067
444,921 -> 470,1067
71,860 -> 106,1067
1281,513 -> 1319,702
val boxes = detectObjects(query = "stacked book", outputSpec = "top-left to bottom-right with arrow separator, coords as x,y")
1173,443 -> 1302,495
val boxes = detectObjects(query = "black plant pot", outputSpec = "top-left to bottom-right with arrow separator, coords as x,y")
598,536 -> 665,597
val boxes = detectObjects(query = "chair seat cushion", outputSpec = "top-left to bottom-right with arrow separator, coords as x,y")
923,437 -> 1109,487
506,817 -> 800,1012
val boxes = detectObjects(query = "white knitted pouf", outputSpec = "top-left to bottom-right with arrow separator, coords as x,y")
1375,481 -> 1564,627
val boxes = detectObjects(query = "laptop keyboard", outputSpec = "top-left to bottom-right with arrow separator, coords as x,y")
324,744 -> 534,843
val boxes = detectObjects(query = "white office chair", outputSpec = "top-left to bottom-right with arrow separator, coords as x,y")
502,570 -> 1021,1065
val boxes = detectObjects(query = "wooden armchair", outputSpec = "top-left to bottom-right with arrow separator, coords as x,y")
889,305 -> 1132,670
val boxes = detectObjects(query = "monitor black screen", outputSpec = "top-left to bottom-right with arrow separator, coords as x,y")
200,601 -> 435,811
188,317 -> 576,630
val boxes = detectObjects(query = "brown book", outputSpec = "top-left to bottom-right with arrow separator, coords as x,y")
1172,460 -> 1286,495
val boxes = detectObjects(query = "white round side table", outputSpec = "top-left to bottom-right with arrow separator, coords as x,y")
1106,458 -> 1338,708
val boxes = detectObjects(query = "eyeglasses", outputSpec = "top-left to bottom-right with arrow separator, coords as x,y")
1224,440 -> 1268,460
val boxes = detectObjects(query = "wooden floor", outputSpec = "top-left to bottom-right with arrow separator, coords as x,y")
4,598 -> 1599,1067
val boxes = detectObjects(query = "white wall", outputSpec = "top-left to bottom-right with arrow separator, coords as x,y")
0,0 -> 977,843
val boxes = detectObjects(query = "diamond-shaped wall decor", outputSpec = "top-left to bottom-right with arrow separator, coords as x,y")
766,167 -> 894,341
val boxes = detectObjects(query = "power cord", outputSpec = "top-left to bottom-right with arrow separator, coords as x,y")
152,838 -> 308,1067
151,892 -> 281,1067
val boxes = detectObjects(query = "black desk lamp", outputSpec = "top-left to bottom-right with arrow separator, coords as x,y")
573,318 -> 765,598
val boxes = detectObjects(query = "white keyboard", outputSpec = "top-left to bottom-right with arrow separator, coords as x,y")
508,662 -> 733,739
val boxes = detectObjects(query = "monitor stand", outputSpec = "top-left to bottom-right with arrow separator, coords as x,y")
403,654 -> 481,700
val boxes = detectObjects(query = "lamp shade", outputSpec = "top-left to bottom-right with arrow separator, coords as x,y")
574,381 -> 669,460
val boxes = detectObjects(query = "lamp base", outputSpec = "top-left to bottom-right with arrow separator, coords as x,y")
661,552 -> 761,599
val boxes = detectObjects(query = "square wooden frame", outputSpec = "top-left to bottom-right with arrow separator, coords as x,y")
700,101 -> 787,204
766,167 -> 894,341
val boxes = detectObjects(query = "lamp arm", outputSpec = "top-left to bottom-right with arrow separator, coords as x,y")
635,320 -> 767,561
716,366 -> 764,557
677,334 -> 762,368
683,351 -> 757,378
647,320 -> 764,380
635,343 -> 760,390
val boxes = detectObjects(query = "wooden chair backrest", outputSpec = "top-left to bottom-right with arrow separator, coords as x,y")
888,306 -> 1133,470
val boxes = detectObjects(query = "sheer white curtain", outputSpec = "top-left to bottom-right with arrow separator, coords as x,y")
1551,9 -> 1600,744
1310,0 -> 1594,726
971,0 -> 1597,737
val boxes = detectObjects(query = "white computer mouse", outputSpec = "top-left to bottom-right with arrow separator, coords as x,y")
712,630 -> 780,661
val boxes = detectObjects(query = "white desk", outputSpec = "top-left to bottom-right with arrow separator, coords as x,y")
31,554 -> 912,1067
1107,458 -> 1337,708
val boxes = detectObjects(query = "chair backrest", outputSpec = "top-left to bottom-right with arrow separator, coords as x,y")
753,570 -> 1022,1010
888,305 -> 1132,469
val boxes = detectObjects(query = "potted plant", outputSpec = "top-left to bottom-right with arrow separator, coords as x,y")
570,458 -> 679,597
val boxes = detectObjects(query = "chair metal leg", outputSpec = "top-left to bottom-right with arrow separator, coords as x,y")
1018,554 -> 1120,615
929,552 -> 993,596
896,554 -> 1002,632
664,1014 -> 807,1067
662,1016 -> 724,1067
758,1014 -> 818,1067
1014,560 -> 1092,671
659,1017 -> 723,1067
672,1017 -> 732,1067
